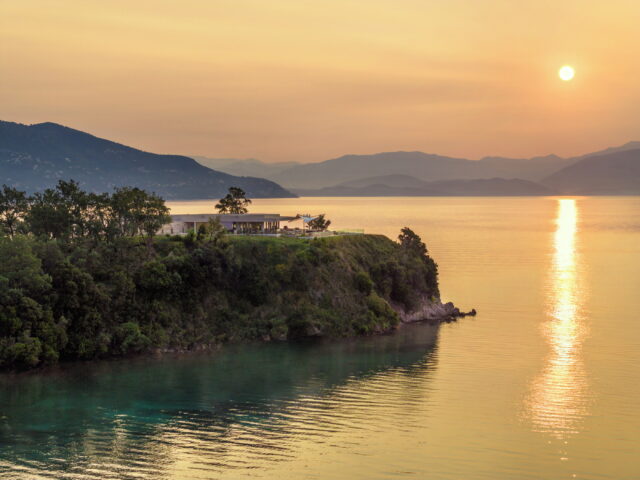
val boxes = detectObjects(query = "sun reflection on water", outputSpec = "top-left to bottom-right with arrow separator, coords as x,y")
527,198 -> 589,438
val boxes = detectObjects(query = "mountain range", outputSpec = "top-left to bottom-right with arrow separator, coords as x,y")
2,120 -> 638,198
194,157 -> 299,179
293,176 -> 557,197
543,149 -> 640,195
0,121 -> 294,199
199,143 -> 640,195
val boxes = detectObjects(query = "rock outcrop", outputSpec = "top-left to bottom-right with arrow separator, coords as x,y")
392,296 -> 476,324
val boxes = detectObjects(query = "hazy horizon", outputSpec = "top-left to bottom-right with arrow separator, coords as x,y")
192,140 -> 639,164
3,1 -> 640,163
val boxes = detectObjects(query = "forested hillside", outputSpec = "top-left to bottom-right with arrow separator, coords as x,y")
0,121 -> 294,199
0,182 -> 440,370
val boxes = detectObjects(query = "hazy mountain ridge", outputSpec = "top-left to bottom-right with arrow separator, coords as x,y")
542,148 -> 640,194
4,120 -> 636,197
202,144 -> 640,195
294,176 -> 557,197
475,155 -> 575,181
272,152 -> 484,189
576,141 -> 640,159
339,174 -> 431,189
0,121 -> 295,199
194,156 -> 300,179
196,150 -> 577,189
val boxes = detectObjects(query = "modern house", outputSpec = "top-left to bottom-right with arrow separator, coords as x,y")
159,213 -> 299,235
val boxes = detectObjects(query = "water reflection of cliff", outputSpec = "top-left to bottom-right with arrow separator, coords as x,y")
526,198 -> 590,438
0,322 -> 441,479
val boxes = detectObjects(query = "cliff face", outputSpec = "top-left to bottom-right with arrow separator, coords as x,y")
221,234 -> 442,340
0,233 -> 444,370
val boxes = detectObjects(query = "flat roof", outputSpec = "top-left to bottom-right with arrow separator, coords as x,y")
170,213 -> 299,222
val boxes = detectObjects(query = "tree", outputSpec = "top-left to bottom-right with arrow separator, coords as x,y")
110,187 -> 147,237
25,180 -> 112,241
398,227 -> 428,258
55,179 -> 91,238
206,217 -> 227,243
22,182 -> 170,243
111,187 -> 170,238
0,236 -> 62,369
26,184 -> 75,240
140,194 -> 171,240
308,214 -> 332,231
84,192 -> 117,241
0,236 -> 51,295
215,187 -> 251,214
0,186 -> 29,238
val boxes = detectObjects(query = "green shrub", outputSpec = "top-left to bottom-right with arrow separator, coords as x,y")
114,322 -> 151,355
354,271 -> 374,295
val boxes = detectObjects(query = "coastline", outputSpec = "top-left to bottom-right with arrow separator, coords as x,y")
1,300 -> 475,377
0,229 -> 473,372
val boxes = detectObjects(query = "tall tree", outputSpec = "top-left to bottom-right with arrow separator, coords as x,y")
27,186 -> 74,240
206,217 -> 226,243
25,180 -> 95,240
308,214 -> 331,231
110,187 -> 152,237
398,227 -> 428,258
110,187 -> 141,237
215,187 -> 251,214
110,187 -> 171,238
22,182 -> 170,242
84,192 -> 116,241
0,186 -> 29,238
140,194 -> 171,239
55,180 -> 91,238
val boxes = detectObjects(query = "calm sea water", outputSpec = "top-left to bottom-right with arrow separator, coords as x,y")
2,196 -> 639,479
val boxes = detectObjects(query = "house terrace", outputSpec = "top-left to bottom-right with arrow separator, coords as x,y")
159,213 -> 363,237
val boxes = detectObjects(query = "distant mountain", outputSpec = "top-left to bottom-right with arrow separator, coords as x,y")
262,151 -> 582,189
542,149 -> 640,194
272,152 -> 481,189
194,157 -> 300,179
424,178 -> 557,196
476,155 -> 575,181
294,177 -> 557,197
577,141 -> 640,159
205,141 -> 640,194
0,121 -> 295,199
339,174 -> 430,189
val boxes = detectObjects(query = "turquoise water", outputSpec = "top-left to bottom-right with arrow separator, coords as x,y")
2,196 -> 640,479
0,327 -> 440,479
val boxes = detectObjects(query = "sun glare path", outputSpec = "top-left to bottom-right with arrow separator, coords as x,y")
526,198 -> 589,439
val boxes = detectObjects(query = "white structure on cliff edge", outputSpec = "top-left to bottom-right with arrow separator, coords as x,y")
159,213 -> 299,235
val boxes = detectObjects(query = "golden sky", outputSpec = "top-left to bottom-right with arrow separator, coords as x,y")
2,0 -> 639,162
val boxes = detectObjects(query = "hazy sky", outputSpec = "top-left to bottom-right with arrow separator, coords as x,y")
2,0 -> 640,162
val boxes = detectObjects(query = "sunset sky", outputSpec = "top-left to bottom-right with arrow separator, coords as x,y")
2,0 -> 640,162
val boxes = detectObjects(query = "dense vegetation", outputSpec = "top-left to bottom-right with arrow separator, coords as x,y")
0,183 -> 440,371
0,180 -> 170,242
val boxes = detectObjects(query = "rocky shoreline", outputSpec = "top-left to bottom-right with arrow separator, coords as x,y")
392,296 -> 476,324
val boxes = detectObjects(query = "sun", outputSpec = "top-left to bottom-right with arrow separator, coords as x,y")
559,65 -> 575,81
